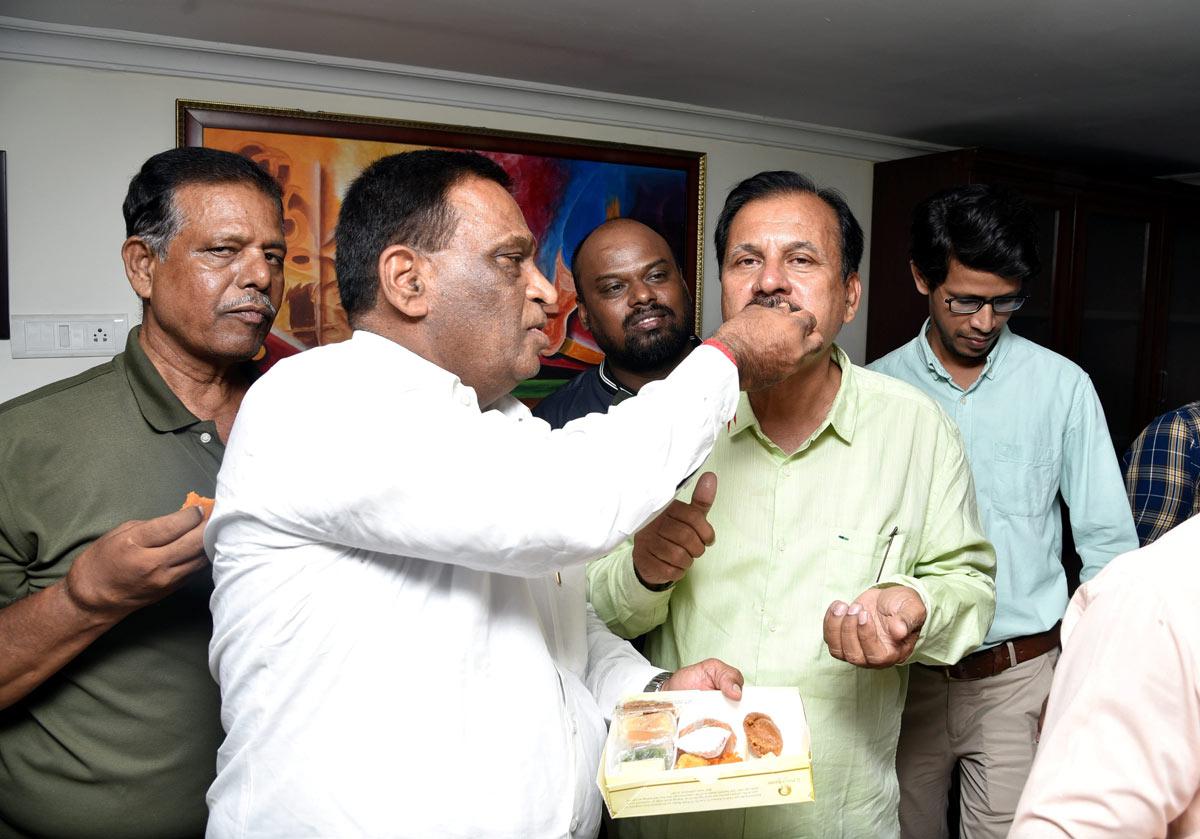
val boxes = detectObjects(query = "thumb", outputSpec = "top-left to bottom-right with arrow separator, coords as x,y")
789,307 -> 818,333
131,506 -> 205,548
690,472 -> 718,515
793,311 -> 823,353
716,666 -> 743,701
885,589 -> 926,640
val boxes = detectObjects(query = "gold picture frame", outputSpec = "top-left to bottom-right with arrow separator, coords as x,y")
178,100 -> 706,398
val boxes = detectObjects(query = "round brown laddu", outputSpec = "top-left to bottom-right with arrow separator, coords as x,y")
742,712 -> 783,757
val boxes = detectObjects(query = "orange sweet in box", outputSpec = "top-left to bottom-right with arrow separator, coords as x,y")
674,753 -> 710,769
182,491 -> 215,516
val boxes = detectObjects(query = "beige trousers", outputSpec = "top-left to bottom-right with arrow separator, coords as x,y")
896,649 -> 1058,839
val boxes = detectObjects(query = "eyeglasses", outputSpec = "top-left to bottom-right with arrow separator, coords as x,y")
943,295 -> 1028,315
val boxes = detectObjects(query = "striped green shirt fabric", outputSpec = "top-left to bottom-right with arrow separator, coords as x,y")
588,346 -> 995,839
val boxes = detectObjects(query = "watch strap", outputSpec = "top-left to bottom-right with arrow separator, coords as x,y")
643,670 -> 673,692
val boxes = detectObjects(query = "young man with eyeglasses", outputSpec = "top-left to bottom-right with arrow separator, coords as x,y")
869,183 -> 1138,839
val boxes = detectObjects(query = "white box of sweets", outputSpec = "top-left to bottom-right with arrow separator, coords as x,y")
597,686 -> 814,819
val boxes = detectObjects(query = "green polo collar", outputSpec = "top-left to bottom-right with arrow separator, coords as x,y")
120,326 -> 204,433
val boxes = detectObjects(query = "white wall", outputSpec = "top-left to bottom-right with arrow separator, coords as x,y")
0,22 -> 940,402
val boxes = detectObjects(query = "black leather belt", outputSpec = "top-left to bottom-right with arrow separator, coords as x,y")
933,623 -> 1061,681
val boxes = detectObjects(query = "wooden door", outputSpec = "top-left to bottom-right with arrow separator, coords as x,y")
1067,196 -> 1164,454
1157,207 -> 1200,414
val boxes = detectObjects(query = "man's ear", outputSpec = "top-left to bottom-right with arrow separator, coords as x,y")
377,243 -> 429,319
576,298 -> 592,332
842,273 -> 862,324
122,237 -> 156,301
911,262 -> 932,297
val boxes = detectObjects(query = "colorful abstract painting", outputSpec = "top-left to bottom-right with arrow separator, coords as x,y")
178,102 -> 704,399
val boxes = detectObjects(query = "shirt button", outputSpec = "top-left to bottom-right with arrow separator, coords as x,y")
570,817 -> 579,832
958,396 -> 967,405
776,542 -> 786,552
782,466 -> 792,477
200,432 -> 213,443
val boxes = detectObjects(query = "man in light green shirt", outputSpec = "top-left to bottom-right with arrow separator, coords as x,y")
588,171 -> 996,839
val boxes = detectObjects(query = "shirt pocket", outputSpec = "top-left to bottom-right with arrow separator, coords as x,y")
991,442 -> 1060,518
823,528 -> 895,600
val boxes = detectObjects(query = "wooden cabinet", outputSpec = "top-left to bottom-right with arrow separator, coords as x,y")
866,149 -> 1200,455
1160,207 -> 1200,412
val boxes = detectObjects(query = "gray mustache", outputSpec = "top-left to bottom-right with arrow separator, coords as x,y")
221,293 -> 278,318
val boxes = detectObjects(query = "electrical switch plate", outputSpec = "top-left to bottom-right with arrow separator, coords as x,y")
9,314 -> 129,358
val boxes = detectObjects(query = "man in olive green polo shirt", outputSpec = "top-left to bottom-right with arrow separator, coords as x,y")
0,147 -> 285,838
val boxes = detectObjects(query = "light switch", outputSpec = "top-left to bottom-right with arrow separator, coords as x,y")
10,314 -> 129,358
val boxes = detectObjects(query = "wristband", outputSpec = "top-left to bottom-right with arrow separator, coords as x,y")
702,338 -> 738,368
643,671 -> 673,692
634,563 -> 674,593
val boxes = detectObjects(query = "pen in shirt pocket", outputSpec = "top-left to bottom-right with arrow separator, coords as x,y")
874,526 -> 900,583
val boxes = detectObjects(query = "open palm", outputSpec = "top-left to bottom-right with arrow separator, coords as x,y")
824,585 -> 927,668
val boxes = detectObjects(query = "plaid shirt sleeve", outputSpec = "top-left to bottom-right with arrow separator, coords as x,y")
1123,402 -> 1200,546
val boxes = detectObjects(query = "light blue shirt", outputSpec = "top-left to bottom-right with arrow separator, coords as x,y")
870,322 -> 1138,648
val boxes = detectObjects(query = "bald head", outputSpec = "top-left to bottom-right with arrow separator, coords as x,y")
573,219 -> 677,302
571,217 -> 694,377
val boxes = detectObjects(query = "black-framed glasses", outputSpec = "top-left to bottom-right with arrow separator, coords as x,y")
943,295 -> 1029,315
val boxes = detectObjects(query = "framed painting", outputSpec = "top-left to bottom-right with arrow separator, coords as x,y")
177,100 -> 705,399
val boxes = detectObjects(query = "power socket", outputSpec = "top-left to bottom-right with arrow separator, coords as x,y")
10,314 -> 129,358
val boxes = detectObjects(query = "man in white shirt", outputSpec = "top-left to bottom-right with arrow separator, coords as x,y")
206,150 -> 824,838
